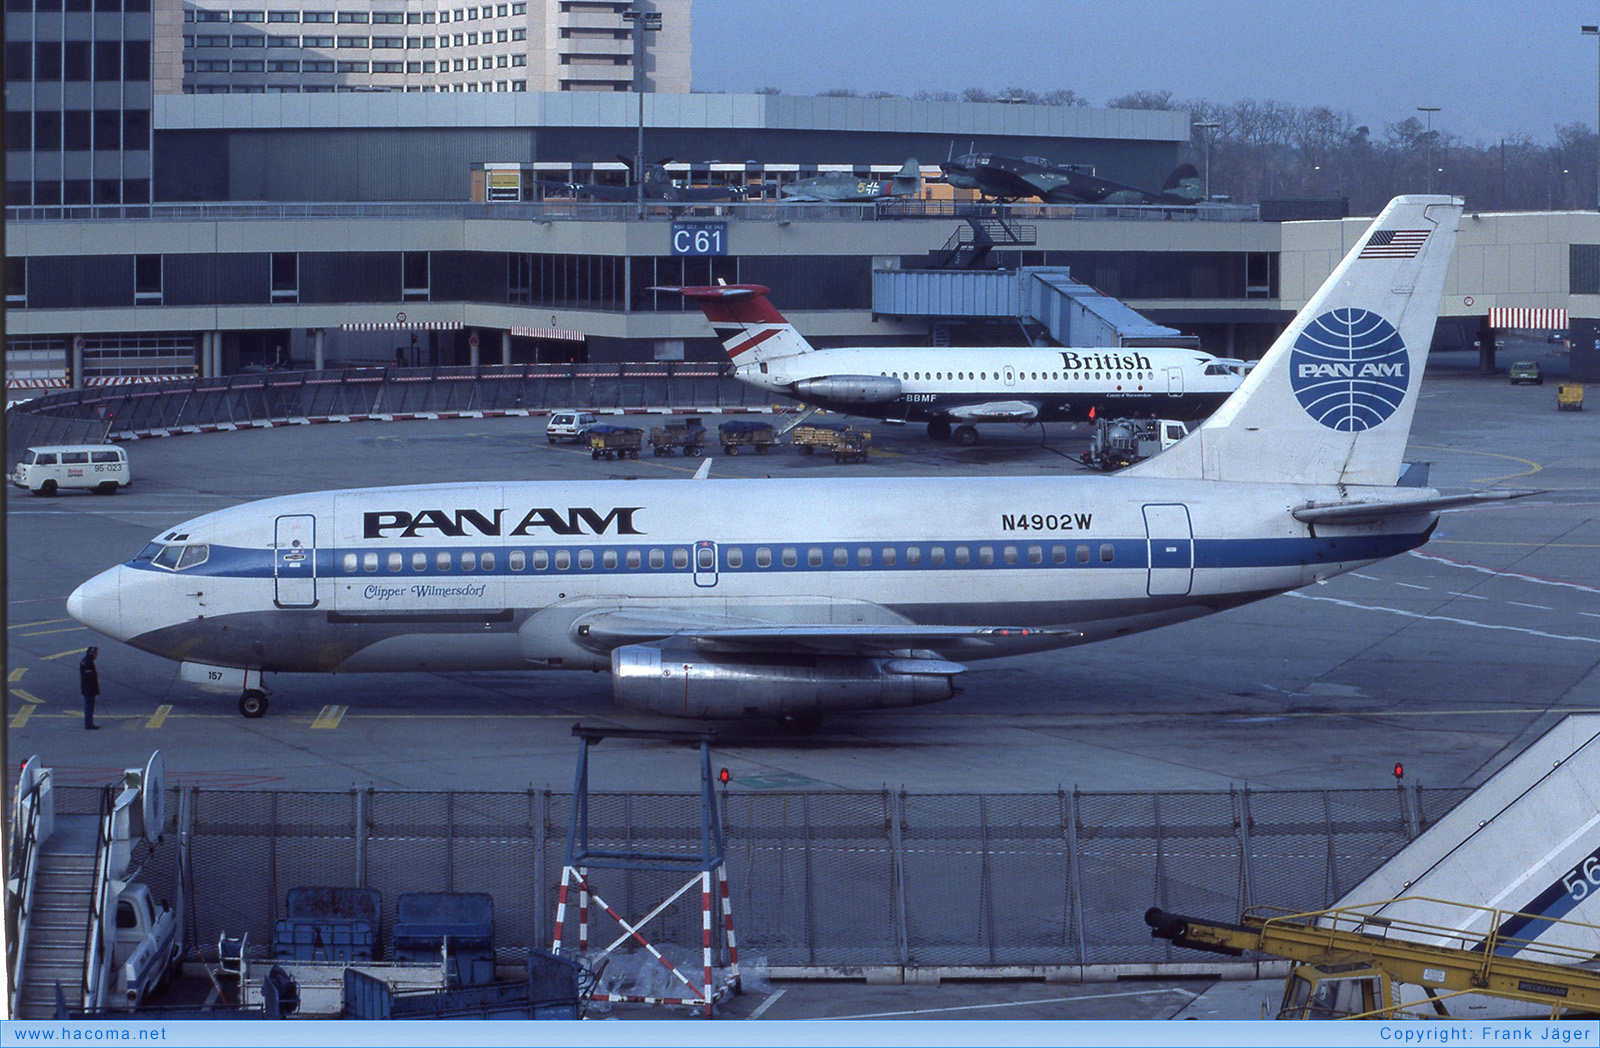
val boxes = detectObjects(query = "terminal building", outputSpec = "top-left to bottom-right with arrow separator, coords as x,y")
7,0 -> 1599,391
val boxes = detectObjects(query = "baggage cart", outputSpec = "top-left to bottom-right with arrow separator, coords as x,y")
586,424 -> 642,460
648,422 -> 706,456
1558,382 -> 1584,411
717,420 -> 776,455
832,429 -> 872,463
790,423 -> 848,454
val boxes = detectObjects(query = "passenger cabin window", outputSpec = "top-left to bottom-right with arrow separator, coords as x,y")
461,551 -> 477,571
1100,544 -> 1115,563
649,549 -> 665,569
387,552 -> 403,572
436,551 -> 451,571
533,550 -> 548,570
481,551 -> 496,571
363,552 -> 378,572
601,550 -> 616,569
554,550 -> 570,570
672,549 -> 689,569
343,553 -> 358,572
510,550 -> 526,571
726,548 -> 743,569
755,547 -> 772,568
1076,544 -> 1091,564
578,550 -> 594,569
413,552 -> 427,570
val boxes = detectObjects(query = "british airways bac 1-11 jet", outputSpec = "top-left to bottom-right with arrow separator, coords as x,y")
663,282 -> 1243,445
68,196 -> 1516,731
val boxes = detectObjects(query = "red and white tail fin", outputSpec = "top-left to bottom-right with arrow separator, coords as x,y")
659,284 -> 815,365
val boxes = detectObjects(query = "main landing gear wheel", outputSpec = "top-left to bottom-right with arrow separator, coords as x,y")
239,689 -> 268,718
926,420 -> 951,441
954,425 -> 980,446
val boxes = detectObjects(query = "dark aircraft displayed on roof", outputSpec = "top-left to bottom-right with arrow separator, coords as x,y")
779,158 -> 923,202
942,153 -> 1204,205
535,158 -> 746,204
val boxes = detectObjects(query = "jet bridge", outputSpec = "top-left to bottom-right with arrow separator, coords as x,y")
871,267 -> 1192,350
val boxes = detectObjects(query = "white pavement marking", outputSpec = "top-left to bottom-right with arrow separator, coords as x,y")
746,987 -> 786,1020
1409,550 -> 1600,596
828,987 -> 1194,1020
1394,583 -> 1430,591
1285,592 -> 1600,645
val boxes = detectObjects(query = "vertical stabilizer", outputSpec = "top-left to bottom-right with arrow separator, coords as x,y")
659,284 -> 815,365
891,158 -> 923,198
1123,195 -> 1462,487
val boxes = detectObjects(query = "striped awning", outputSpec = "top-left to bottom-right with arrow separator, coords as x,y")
340,321 -> 463,331
510,326 -> 586,341
1488,307 -> 1567,331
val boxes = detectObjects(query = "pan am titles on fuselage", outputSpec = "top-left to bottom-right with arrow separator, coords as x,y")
70,197 -> 1530,730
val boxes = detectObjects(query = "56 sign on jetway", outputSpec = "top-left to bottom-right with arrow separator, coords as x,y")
670,222 -> 727,256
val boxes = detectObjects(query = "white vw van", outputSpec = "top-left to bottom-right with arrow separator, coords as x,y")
11,445 -> 131,495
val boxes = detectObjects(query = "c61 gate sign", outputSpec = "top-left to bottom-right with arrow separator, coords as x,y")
670,222 -> 727,256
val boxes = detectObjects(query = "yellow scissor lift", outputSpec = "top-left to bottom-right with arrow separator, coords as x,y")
1146,897 -> 1600,1020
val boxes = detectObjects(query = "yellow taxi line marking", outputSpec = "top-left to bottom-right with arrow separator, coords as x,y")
10,706 -> 34,729
9,668 -> 26,682
19,625 -> 87,637
9,688 -> 44,705
41,647 -> 90,661
146,705 -> 172,729
311,704 -> 348,729
7,618 -> 73,630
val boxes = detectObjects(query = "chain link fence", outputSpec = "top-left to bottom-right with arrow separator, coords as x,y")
50,783 -> 1466,972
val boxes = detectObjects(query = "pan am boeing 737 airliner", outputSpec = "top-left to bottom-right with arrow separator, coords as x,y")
69,197 -> 1515,729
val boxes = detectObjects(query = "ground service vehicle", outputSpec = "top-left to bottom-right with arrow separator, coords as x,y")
832,430 -> 871,463
1558,382 -> 1584,411
11,445 -> 130,496
1509,360 -> 1543,385
545,411 -> 598,444
1080,419 -> 1188,471
113,882 -> 181,1007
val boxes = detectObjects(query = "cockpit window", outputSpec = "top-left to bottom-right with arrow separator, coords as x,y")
152,545 -> 184,570
135,542 -> 165,562
177,544 -> 210,570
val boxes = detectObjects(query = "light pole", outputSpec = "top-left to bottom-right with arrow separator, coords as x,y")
1584,26 -> 1599,209
623,7 -> 663,218
1417,107 -> 1440,193
1192,121 -> 1219,201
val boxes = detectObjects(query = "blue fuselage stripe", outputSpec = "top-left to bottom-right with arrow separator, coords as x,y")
128,533 -> 1427,581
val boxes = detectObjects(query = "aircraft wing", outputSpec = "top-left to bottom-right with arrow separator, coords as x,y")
1291,490 -> 1539,524
572,607 -> 1074,656
943,401 -> 1040,422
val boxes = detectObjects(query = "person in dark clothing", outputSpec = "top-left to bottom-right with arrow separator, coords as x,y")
80,646 -> 100,729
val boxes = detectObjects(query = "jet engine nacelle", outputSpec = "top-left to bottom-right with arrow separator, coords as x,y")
793,375 -> 903,405
610,644 -> 959,718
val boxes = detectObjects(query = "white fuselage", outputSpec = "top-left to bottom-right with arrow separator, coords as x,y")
740,345 -> 1240,423
69,474 -> 1433,680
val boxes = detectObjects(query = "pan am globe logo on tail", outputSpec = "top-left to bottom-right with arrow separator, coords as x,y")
1288,308 -> 1409,431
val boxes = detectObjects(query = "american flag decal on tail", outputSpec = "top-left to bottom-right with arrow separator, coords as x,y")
1360,229 -> 1430,259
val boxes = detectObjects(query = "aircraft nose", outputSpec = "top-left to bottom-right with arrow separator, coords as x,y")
68,567 -> 125,641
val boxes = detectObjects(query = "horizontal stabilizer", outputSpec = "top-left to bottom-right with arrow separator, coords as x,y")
1292,489 -> 1539,524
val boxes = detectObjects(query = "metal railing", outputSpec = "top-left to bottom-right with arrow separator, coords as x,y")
48,782 -> 1464,973
5,363 -> 782,454
4,200 -> 1262,226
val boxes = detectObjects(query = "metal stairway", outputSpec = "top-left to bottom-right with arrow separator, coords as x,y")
14,816 -> 99,1018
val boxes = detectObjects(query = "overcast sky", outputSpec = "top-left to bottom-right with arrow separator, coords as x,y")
691,0 -> 1597,145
